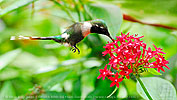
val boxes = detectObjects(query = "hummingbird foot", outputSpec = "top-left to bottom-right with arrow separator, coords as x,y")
71,45 -> 80,54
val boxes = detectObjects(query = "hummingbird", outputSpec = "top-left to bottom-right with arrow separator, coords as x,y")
10,19 -> 113,54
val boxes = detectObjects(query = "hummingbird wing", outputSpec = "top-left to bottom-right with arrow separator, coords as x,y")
63,22 -> 84,46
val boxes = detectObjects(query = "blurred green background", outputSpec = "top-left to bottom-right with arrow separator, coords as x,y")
0,0 -> 177,100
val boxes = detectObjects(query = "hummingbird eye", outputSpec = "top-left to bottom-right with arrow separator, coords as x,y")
100,26 -> 104,29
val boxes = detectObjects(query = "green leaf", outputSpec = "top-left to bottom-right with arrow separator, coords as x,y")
43,70 -> 71,90
81,68 -> 97,99
72,78 -> 81,99
12,78 -> 33,96
0,81 -> 16,100
117,85 -> 128,99
86,79 -> 117,100
86,4 -> 122,38
0,49 -> 21,70
148,68 -> 162,75
40,91 -> 68,100
168,53 -> 177,69
123,79 -> 137,96
0,0 -> 3,3
0,68 -> 20,81
137,77 -> 177,100
0,0 -> 37,17
166,53 -> 177,80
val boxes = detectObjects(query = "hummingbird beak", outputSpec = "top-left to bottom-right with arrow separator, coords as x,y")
106,32 -> 114,42
108,35 -> 114,41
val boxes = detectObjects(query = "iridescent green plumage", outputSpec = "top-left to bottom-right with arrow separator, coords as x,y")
90,19 -> 107,28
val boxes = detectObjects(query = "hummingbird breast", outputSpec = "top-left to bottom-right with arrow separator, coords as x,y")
81,22 -> 92,37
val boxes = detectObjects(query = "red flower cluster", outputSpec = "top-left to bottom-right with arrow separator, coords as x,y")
97,32 -> 169,87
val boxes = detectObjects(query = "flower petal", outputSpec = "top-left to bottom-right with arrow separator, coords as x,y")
116,83 -> 119,88
97,75 -> 102,79
110,82 -> 115,87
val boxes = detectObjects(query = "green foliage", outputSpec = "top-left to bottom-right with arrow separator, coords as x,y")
72,78 -> 81,99
0,49 -> 21,70
44,70 -> 71,90
137,77 -> 177,100
147,68 -> 162,76
86,4 -> 122,37
86,79 -> 117,100
0,81 -> 16,100
0,0 -> 37,17
41,91 -> 68,100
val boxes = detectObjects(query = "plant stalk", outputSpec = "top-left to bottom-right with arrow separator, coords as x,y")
52,0 -> 76,22
107,87 -> 118,98
136,76 -> 153,100
78,0 -> 93,20
73,0 -> 81,22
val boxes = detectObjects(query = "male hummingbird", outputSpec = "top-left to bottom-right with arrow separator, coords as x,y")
11,19 -> 113,54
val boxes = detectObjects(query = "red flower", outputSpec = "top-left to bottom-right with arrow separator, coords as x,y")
119,67 -> 132,79
109,72 -> 123,87
97,65 -> 113,80
151,54 -> 169,72
153,44 -> 166,54
97,32 -> 169,88
123,54 -> 136,64
146,47 -> 154,58
108,56 -> 122,70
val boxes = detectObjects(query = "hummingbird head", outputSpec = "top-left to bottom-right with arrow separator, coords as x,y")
90,19 -> 113,40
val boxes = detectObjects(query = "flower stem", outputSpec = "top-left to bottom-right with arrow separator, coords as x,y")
73,0 -> 81,22
136,76 -> 153,100
78,0 -> 93,20
107,87 -> 118,98
52,0 -> 76,22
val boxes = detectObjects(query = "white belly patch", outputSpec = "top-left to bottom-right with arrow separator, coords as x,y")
63,42 -> 71,47
81,22 -> 92,37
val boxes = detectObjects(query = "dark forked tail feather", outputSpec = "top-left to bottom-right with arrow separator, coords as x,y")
10,36 -> 54,40
10,35 -> 62,42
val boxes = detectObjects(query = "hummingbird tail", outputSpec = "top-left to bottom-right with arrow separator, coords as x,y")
10,36 -> 54,40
